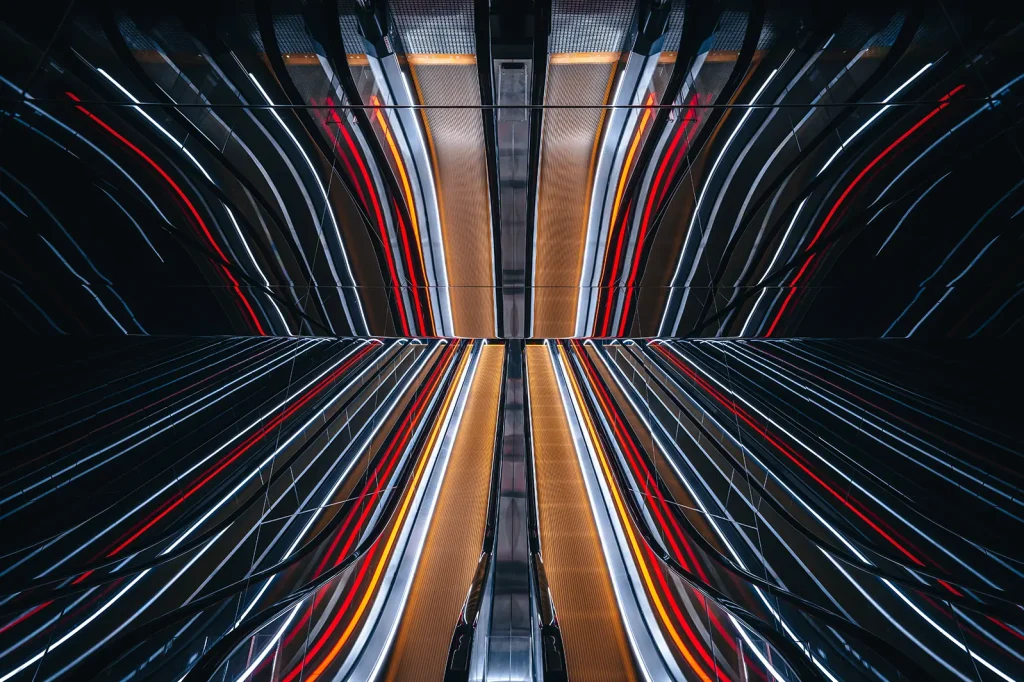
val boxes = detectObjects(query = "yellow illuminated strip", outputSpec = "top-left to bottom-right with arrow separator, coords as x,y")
370,95 -> 434,324
305,345 -> 470,682
550,52 -> 621,64
571,65 -> 619,332
556,344 -> 712,682
405,54 -> 477,66
608,92 -> 657,240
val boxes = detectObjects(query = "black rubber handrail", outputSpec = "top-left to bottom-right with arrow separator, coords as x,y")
624,0 -> 769,333
309,0 -> 431,336
522,0 -> 550,333
633,340 -> 1024,622
564,340 -> 935,681
252,0 -> 382,334
0,341 -> 395,605
174,341 -> 466,682
587,0 -> 673,335
443,343 -> 508,680
473,0 -> 504,338
64,341 -> 463,682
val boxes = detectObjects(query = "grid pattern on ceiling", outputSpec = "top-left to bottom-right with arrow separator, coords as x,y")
757,12 -> 783,50
859,11 -> 948,50
114,16 -> 160,51
831,13 -> 886,51
867,12 -> 906,48
711,10 -> 748,51
661,1 -> 686,54
334,0 -> 364,52
217,4 -> 368,56
550,0 -> 635,54
390,0 -> 475,54
287,56 -> 336,104
108,7 -> 360,56
111,14 -> 220,53
707,10 -> 783,52
242,14 -> 317,53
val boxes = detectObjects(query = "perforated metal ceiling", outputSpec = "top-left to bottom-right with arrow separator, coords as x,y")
390,0 -> 476,54
550,0 -> 636,53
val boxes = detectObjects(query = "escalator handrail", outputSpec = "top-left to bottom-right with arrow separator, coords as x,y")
0,343 -> 389,604
65,342 -> 463,682
563,340 -> 935,682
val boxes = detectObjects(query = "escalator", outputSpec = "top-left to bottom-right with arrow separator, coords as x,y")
525,346 -> 638,682
384,345 -> 505,679
383,343 -> 638,680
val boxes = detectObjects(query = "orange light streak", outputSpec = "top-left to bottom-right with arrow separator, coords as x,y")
303,345 -> 470,682
609,92 -> 657,236
370,95 -> 433,326
556,343 -> 714,682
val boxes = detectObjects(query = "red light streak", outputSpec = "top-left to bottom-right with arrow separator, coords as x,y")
598,93 -> 655,336
251,345 -> 456,673
324,99 -> 412,336
763,252 -> 816,338
8,342 -> 283,477
394,200 -> 429,336
615,95 -> 701,336
572,342 -> 729,679
105,345 -> 373,557
654,344 -> 927,567
66,92 -> 265,335
0,345 -> 375,637
369,94 -> 434,333
273,345 -> 457,682
601,201 -> 633,337
765,84 -> 965,336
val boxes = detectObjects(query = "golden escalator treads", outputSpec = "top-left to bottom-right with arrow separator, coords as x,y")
527,346 -> 637,682
384,346 -> 504,680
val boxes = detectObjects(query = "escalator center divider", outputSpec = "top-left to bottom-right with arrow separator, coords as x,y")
522,342 -> 569,681
443,341 -> 568,681
444,344 -> 509,679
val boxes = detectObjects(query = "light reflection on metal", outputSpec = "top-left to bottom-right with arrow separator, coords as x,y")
577,49 -> 663,338
247,71 -> 366,335
494,61 -> 531,339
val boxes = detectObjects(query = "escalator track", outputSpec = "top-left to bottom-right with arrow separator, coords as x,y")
384,345 -> 505,680
525,345 -> 637,682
